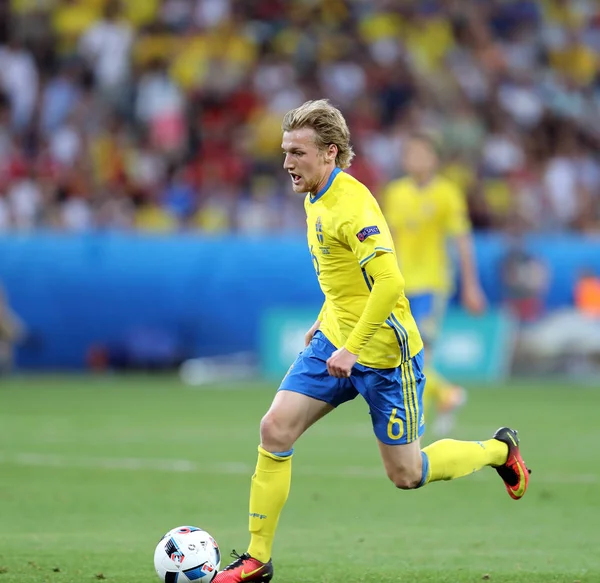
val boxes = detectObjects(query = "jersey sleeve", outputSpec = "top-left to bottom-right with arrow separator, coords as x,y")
339,196 -> 395,268
444,182 -> 471,236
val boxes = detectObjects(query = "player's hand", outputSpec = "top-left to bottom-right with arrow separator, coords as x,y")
461,282 -> 487,315
326,347 -> 358,378
304,320 -> 321,347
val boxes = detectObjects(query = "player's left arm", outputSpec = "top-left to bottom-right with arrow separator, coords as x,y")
326,204 -> 402,378
327,254 -> 402,378
446,185 -> 486,314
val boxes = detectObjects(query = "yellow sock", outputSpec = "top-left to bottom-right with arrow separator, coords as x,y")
422,438 -> 508,484
247,445 -> 292,563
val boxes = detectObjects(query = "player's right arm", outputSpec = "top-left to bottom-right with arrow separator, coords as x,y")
445,183 -> 486,314
305,301 -> 326,347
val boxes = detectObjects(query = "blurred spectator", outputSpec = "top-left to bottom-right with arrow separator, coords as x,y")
501,232 -> 549,323
0,0 -> 597,234
575,269 -> 600,319
543,130 -> 586,230
0,37 -> 38,131
78,0 -> 133,103
517,261 -> 600,376
0,283 -> 25,374
40,61 -> 82,134
135,58 -> 186,155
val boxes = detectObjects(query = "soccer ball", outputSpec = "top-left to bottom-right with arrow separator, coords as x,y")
154,526 -> 221,582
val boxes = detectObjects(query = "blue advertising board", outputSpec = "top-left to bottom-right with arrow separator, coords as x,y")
258,306 -> 516,382
0,233 -> 596,370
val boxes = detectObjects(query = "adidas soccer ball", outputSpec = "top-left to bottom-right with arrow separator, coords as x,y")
154,526 -> 221,583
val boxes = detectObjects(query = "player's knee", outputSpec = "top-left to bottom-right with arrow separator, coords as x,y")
387,466 -> 422,490
259,412 -> 295,451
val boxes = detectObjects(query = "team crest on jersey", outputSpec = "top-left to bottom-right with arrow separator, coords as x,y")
316,216 -> 324,244
356,225 -> 380,242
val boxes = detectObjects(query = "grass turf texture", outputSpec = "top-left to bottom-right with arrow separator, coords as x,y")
0,374 -> 598,583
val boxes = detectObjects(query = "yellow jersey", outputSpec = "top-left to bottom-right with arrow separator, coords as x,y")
305,168 -> 422,369
383,175 -> 470,295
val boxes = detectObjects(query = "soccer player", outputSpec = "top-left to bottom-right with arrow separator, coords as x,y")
214,101 -> 530,583
383,134 -> 486,436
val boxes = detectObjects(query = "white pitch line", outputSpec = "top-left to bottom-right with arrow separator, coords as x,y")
0,451 -> 598,485
0,452 -> 251,475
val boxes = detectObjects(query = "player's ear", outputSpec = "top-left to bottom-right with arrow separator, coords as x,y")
327,143 -> 338,163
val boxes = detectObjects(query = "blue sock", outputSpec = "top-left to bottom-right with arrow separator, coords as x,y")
272,449 -> 294,458
418,451 -> 430,488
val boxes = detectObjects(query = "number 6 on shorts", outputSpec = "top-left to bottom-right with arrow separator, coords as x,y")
387,408 -> 404,440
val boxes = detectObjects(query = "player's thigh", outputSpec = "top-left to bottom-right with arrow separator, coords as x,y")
354,350 -> 426,445
370,351 -> 426,488
261,389 -> 334,451
262,330 -> 357,450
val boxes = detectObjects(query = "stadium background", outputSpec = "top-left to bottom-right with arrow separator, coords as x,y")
1,0 -> 600,378
1,2 -> 600,583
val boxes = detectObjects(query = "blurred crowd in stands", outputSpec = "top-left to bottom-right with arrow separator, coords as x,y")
0,0 -> 600,234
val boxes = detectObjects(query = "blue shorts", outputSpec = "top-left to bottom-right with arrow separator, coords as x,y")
279,331 -> 426,445
407,293 -> 447,344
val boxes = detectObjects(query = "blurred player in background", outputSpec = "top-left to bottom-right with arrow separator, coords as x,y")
383,134 -> 487,436
215,101 -> 529,583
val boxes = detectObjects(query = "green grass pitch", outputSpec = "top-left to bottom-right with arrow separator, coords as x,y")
1,374 -> 599,583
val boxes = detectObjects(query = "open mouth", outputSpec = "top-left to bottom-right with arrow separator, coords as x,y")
289,172 -> 302,185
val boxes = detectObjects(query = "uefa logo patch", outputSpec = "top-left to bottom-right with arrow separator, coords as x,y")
356,225 -> 380,242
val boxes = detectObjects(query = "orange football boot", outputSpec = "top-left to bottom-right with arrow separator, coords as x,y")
493,427 -> 531,500
213,551 -> 273,583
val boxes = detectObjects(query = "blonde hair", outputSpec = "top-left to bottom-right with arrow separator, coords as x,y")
282,99 -> 355,169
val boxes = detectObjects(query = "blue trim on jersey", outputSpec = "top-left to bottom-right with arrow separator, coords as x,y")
358,247 -> 394,267
386,318 -> 407,361
359,252 -> 377,266
273,449 -> 294,458
361,267 -> 373,291
310,167 -> 341,203
389,312 -> 410,360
